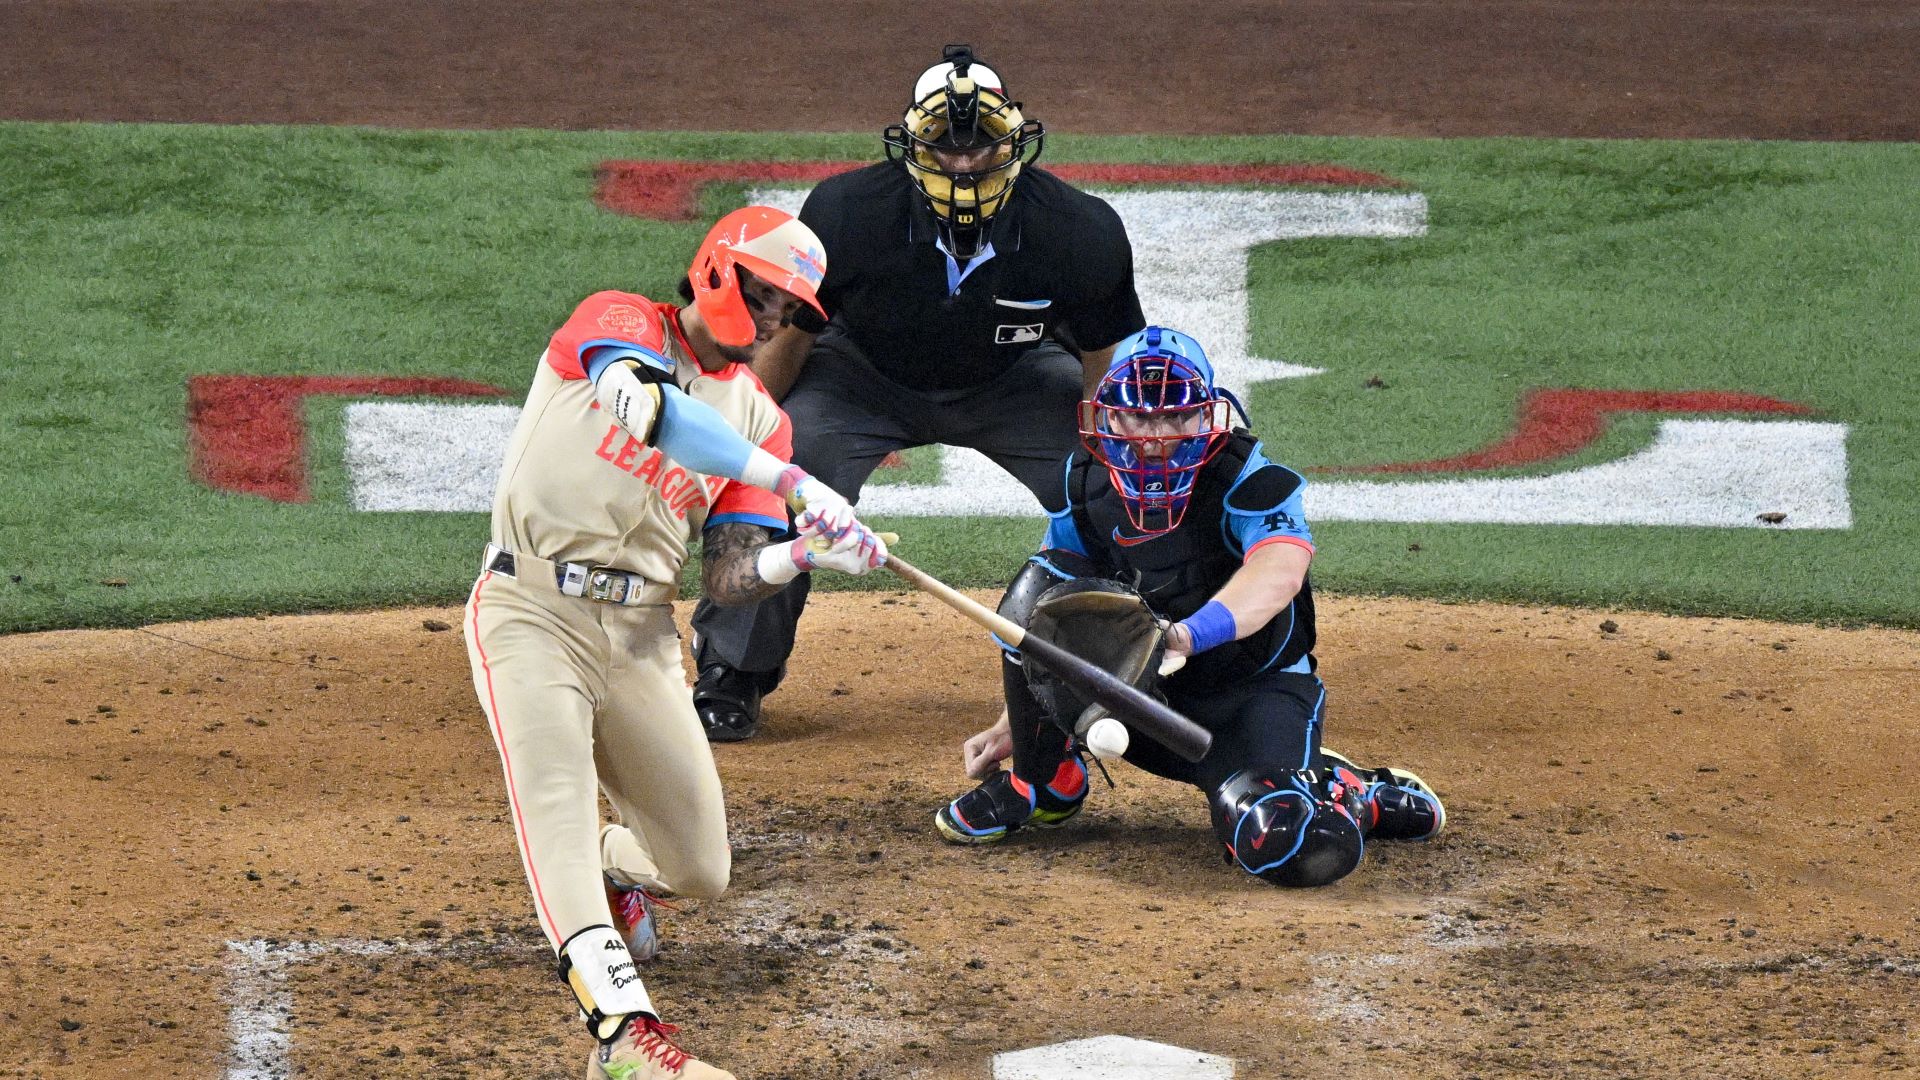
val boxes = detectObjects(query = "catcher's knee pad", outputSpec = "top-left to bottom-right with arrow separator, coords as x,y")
1209,767 -> 1364,888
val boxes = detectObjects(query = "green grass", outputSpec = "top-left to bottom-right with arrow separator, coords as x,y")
1,123 -> 1916,632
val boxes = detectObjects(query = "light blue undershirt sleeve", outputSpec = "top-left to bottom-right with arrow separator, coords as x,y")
585,346 -> 764,483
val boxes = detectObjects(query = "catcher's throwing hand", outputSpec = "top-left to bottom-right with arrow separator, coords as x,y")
1163,620 -> 1195,659
962,709 -> 1014,779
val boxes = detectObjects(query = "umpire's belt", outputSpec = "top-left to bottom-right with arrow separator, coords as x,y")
482,543 -> 675,606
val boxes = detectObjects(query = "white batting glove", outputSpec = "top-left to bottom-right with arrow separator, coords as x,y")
753,524 -> 888,584
772,466 -> 857,543
804,521 -> 889,575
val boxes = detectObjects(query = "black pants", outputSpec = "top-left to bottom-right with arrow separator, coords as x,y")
691,330 -> 1084,685
1010,659 -> 1328,797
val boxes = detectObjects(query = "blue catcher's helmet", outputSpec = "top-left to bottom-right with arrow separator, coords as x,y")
1078,326 -> 1235,535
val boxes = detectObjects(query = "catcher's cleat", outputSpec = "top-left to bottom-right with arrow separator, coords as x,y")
605,874 -> 664,962
588,1014 -> 736,1080
935,767 -> 1084,845
1364,767 -> 1445,841
1321,749 -> 1445,841
692,663 -> 762,743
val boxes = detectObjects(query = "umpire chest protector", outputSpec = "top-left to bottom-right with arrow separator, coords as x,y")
1068,433 -> 1316,685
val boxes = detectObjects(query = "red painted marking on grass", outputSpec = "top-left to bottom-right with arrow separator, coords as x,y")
187,375 -> 506,502
594,161 -> 1405,220
1319,388 -> 1816,475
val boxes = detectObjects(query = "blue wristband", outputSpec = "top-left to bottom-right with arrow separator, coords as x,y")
1177,600 -> 1238,655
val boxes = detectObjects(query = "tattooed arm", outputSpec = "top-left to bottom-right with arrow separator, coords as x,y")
701,522 -> 787,606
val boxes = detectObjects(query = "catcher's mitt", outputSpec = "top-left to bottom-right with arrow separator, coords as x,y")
1022,578 -> 1167,729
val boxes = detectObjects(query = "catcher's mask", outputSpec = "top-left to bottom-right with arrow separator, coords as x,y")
1080,326 -> 1237,535
882,44 -> 1044,259
688,205 -> 828,348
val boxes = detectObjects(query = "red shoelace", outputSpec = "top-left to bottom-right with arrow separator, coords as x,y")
624,1016 -> 690,1071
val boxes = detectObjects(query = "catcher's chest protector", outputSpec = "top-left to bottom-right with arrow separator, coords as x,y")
1070,434 -> 1315,683
1070,439 -> 1252,619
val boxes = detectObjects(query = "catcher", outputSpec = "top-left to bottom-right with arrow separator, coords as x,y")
936,326 -> 1445,887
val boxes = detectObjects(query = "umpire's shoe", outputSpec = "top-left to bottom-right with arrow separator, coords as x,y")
589,1014 -> 735,1080
936,766 -> 1085,845
1322,748 -> 1446,841
693,663 -> 762,743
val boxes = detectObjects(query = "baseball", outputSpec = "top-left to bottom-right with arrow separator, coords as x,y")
1086,716 -> 1130,760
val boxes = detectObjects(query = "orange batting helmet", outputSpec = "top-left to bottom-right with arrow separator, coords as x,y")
688,206 -> 829,347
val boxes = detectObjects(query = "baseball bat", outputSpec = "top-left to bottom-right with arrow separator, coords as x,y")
788,501 -> 1210,760
880,553 -> 1213,763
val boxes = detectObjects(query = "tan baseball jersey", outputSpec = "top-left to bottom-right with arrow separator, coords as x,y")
490,290 -> 793,587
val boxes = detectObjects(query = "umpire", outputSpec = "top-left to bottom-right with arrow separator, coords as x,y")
690,44 -> 1146,741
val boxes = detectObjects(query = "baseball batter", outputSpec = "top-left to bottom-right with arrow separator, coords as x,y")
464,206 -> 886,1080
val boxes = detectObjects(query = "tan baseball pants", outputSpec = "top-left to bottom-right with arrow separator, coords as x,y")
464,566 -> 730,951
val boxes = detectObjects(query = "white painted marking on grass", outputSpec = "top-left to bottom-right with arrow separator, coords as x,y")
342,187 -> 1851,530
345,401 -> 518,511
1309,419 -> 1852,528
222,938 -> 511,1080
993,1035 -> 1234,1079
346,408 -> 1851,530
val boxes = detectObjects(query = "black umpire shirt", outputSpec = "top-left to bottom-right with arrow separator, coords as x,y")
797,162 -> 1145,394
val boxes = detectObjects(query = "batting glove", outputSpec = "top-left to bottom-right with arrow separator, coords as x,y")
769,465 -> 858,543
807,521 -> 888,575
753,525 -> 887,585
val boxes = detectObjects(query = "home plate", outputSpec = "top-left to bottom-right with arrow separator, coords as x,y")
993,1035 -> 1233,1079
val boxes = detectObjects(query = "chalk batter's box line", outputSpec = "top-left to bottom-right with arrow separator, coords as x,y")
222,937 -> 519,1080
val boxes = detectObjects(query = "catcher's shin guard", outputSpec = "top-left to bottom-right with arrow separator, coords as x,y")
1209,767 -> 1364,888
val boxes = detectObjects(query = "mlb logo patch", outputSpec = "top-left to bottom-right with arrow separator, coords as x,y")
995,323 -> 1044,345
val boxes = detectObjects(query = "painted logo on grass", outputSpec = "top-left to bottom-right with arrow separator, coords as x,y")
185,160 -> 1852,529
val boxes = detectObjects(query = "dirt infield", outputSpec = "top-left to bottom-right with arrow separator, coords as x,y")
3,595 -> 1916,1077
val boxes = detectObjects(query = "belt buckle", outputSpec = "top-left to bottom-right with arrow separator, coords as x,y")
586,567 -> 631,604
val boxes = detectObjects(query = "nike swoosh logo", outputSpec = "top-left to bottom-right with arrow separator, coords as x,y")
1112,526 -> 1159,548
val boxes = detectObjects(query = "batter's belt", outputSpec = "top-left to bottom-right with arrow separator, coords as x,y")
481,543 -> 675,607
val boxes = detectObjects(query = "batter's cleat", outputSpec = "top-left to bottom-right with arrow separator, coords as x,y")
1321,749 -> 1445,842
935,767 -> 1084,845
588,1014 -> 735,1080
605,874 -> 663,962
692,663 -> 762,743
